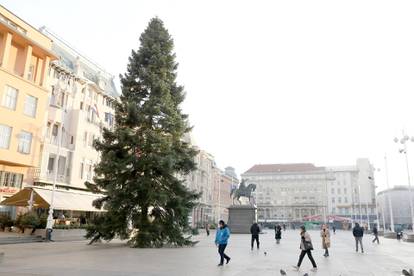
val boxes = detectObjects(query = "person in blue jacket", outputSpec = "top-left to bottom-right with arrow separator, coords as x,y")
215,220 -> 231,266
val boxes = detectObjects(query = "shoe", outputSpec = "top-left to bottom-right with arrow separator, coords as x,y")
226,257 -> 231,264
311,267 -> 318,272
217,263 -> 223,266
292,266 -> 299,271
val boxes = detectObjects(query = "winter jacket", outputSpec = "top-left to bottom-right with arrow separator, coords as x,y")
300,231 -> 313,251
373,227 -> 378,235
215,225 -> 230,245
250,223 -> 260,236
320,229 -> 331,249
353,226 -> 364,237
275,226 -> 282,239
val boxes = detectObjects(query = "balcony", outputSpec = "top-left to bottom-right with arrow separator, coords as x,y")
33,168 -> 69,184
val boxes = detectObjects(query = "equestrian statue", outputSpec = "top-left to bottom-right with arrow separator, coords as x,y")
230,179 -> 256,205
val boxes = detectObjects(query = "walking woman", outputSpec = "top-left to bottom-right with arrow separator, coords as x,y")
293,226 -> 317,272
215,220 -> 231,266
321,224 -> 331,257
275,224 -> 282,244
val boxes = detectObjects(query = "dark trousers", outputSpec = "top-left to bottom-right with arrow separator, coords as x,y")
251,234 -> 259,249
372,234 -> 379,244
297,250 -> 317,268
218,244 -> 230,265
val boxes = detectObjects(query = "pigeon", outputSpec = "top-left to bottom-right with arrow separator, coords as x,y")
280,269 -> 287,275
303,273 -> 309,276
264,251 -> 267,256
402,269 -> 412,276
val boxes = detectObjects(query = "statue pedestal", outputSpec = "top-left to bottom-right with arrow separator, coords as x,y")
227,205 -> 257,234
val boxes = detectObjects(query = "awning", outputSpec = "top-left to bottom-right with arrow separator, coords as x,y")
0,187 -> 105,212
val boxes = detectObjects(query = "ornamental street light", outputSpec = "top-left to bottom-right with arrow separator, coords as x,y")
394,132 -> 414,232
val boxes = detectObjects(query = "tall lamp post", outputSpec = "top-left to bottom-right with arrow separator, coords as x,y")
394,132 -> 414,232
384,155 -> 395,232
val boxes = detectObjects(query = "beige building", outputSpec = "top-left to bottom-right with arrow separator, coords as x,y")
0,5 -> 55,215
33,27 -> 118,191
242,159 -> 376,227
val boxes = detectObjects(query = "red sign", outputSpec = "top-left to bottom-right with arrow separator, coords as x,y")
0,187 -> 19,194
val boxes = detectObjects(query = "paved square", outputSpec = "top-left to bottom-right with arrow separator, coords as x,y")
0,230 -> 413,276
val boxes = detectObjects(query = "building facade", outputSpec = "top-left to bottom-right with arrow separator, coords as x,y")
242,159 -> 376,226
32,27 -> 118,191
377,186 -> 414,229
0,5 -> 55,215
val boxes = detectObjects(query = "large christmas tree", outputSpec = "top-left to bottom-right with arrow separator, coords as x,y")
86,18 -> 200,248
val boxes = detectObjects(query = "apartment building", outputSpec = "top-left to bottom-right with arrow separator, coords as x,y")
33,27 -> 118,191
0,5 -> 55,215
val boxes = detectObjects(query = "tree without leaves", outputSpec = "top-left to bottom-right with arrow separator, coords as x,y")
85,17 -> 200,248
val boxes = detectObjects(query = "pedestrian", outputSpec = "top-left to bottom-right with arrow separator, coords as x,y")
332,225 -> 336,234
275,224 -> 282,244
372,226 -> 379,244
250,222 -> 260,250
352,222 -> 364,253
292,226 -> 317,272
215,220 -> 231,266
283,224 -> 286,231
320,224 -> 331,257
206,223 -> 210,236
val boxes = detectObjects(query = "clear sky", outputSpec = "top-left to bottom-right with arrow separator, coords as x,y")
3,0 -> 414,191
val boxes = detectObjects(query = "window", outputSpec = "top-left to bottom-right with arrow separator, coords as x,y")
80,101 -> 83,110
0,171 -> 23,188
0,124 -> 12,149
332,198 -> 335,203
345,197 -> 348,203
331,188 -> 335,194
17,131 -> 32,154
47,156 -> 55,172
337,188 -> 341,194
23,95 -> 37,117
338,197 -> 342,203
80,162 -> 84,179
2,85 -> 18,110
51,124 -> 59,144
344,188 -> 347,194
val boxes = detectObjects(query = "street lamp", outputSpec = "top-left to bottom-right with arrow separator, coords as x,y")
394,132 -> 414,232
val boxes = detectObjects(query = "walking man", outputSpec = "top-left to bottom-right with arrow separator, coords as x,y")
206,223 -> 210,236
353,223 -> 364,253
372,226 -> 379,244
250,222 -> 260,250
215,220 -> 231,266
292,226 -> 317,272
275,224 -> 282,244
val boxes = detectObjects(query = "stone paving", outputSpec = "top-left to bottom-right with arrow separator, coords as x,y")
0,229 -> 413,276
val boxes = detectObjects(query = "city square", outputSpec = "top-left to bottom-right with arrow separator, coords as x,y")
0,230 -> 413,276
1,1 -> 414,275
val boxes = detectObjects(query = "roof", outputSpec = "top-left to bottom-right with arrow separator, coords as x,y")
39,27 -> 119,98
0,187 -> 105,212
244,163 -> 325,174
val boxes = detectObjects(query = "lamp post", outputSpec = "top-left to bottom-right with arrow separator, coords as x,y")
384,155 -> 395,232
394,132 -> 414,232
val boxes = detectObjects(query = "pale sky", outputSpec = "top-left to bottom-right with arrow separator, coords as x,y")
4,0 -> 414,191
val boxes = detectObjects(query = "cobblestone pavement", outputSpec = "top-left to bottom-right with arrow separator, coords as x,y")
0,229 -> 412,276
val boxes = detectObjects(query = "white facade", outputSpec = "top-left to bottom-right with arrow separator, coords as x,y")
242,159 -> 376,225
33,28 -> 118,190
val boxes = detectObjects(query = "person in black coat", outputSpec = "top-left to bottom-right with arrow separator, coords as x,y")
275,224 -> 282,244
250,223 -> 260,250
352,223 -> 364,253
372,226 -> 379,244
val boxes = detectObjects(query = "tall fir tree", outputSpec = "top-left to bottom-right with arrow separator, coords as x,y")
86,18 -> 200,247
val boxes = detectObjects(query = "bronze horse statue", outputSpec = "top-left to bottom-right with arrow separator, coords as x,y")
230,179 -> 256,205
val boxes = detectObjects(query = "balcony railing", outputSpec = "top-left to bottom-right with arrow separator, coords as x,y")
33,168 -> 69,184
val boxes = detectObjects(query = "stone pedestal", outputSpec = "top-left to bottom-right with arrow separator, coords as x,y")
227,205 -> 257,234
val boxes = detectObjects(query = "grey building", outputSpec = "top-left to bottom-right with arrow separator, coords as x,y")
377,186 -> 414,228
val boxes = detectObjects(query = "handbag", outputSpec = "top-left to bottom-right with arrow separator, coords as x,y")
303,240 -> 313,250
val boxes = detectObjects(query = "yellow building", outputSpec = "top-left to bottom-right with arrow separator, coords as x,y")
0,5 -> 55,212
